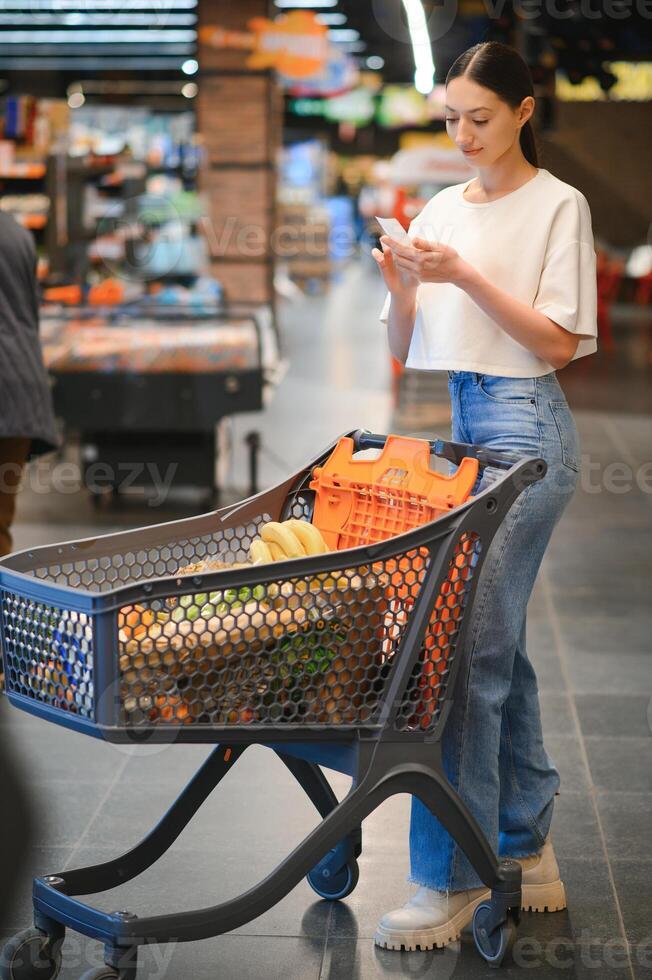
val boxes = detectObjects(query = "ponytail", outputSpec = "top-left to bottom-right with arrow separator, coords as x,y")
520,120 -> 539,167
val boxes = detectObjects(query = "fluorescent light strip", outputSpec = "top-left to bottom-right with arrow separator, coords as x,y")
0,29 -> 197,42
315,12 -> 347,24
274,0 -> 337,7
0,13 -> 196,24
327,28 -> 359,41
0,0 -> 196,7
0,58 -> 192,68
401,0 -> 435,94
338,41 -> 366,52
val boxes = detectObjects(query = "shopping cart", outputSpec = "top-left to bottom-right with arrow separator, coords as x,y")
0,429 -> 547,979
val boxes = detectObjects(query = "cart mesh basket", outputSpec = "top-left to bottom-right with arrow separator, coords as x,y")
0,429 -> 543,742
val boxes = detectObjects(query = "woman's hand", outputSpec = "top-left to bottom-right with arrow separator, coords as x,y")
380,235 -> 473,288
372,239 -> 419,295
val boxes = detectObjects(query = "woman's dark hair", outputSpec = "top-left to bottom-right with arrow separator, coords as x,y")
446,41 -> 538,167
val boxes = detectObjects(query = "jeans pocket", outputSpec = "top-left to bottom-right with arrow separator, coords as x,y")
549,400 -> 580,472
477,375 -> 536,404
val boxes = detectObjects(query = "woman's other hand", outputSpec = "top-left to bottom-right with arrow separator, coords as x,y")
372,238 -> 419,294
381,235 -> 473,288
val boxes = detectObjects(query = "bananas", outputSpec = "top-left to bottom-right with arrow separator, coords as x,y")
248,519 -> 329,563
286,518 -> 328,555
260,521 -> 305,558
250,539 -> 273,565
268,541 -> 286,561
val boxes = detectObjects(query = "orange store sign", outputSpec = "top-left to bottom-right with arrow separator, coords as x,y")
199,11 -> 329,80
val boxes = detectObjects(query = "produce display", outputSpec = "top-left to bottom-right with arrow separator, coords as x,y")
40,315 -> 259,374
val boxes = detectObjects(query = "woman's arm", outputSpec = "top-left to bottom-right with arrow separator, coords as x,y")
383,235 -> 591,370
372,242 -> 419,365
386,292 -> 418,364
456,263 -> 581,369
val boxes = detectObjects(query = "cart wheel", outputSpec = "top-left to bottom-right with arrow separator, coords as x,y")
307,856 -> 359,900
0,928 -> 62,980
78,969 -> 119,980
472,902 -> 517,967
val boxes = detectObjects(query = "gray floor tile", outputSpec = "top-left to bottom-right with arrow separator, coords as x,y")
10,725 -> 126,785
537,856 -> 623,950
3,847 -> 73,931
574,694 -> 652,738
610,861 -> 652,946
22,780 -> 113,849
595,792 -> 652,862
550,792 -> 602,860
584,737 -> 652,792
539,693 -> 576,736
556,614 -> 651,658
562,651 -> 652,695
53,845 -> 333,940
48,933 -> 324,980
541,736 -> 591,793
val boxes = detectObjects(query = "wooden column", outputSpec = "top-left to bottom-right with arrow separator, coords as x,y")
197,0 -> 281,306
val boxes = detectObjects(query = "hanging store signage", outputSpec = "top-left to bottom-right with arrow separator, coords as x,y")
284,46 -> 359,97
200,11 -> 330,82
377,86 -> 429,129
556,62 -> 652,101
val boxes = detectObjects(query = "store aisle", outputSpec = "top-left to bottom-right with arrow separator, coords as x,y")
2,260 -> 651,979
229,256 -> 395,491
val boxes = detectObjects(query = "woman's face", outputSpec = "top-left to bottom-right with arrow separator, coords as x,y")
445,75 -> 534,166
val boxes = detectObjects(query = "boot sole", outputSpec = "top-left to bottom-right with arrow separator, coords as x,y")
521,878 -> 567,913
373,889 -> 491,952
374,878 -> 567,951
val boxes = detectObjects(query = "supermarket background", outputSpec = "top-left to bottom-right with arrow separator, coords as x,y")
0,2 -> 651,978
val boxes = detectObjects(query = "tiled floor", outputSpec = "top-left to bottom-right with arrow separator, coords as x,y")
2,258 -> 651,978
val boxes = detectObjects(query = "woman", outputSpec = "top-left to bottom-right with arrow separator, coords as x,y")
0,210 -> 58,557
372,41 -> 597,951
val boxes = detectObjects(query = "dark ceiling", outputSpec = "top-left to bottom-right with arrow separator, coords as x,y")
333,0 -> 652,86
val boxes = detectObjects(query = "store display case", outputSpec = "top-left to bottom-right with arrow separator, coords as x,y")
40,305 -> 268,504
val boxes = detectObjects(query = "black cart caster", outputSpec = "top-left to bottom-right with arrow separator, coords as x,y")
79,969 -> 119,980
472,902 -> 518,967
307,850 -> 359,900
0,928 -> 62,980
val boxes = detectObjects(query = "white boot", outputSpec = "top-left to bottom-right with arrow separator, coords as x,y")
374,884 -> 490,951
515,835 -> 566,912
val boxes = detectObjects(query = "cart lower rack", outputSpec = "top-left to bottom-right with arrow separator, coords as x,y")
0,429 -> 547,978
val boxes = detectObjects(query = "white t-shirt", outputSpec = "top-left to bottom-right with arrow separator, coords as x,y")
379,168 -> 598,377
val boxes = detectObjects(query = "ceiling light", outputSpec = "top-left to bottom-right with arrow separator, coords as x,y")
0,0 -> 196,6
181,81 -> 198,98
315,12 -> 347,24
182,58 -> 199,75
328,29 -> 359,42
402,0 -> 435,95
0,29 -> 196,42
366,55 -> 384,70
274,0 -> 337,7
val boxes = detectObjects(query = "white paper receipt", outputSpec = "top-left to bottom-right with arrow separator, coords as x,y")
375,216 -> 411,243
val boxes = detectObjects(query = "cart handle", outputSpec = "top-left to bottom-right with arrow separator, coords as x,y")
352,429 -> 531,472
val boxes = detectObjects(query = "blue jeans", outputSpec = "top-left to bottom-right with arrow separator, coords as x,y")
409,370 -> 580,892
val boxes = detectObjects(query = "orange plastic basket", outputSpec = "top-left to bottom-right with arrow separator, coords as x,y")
309,434 -> 478,553
309,435 -> 480,729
